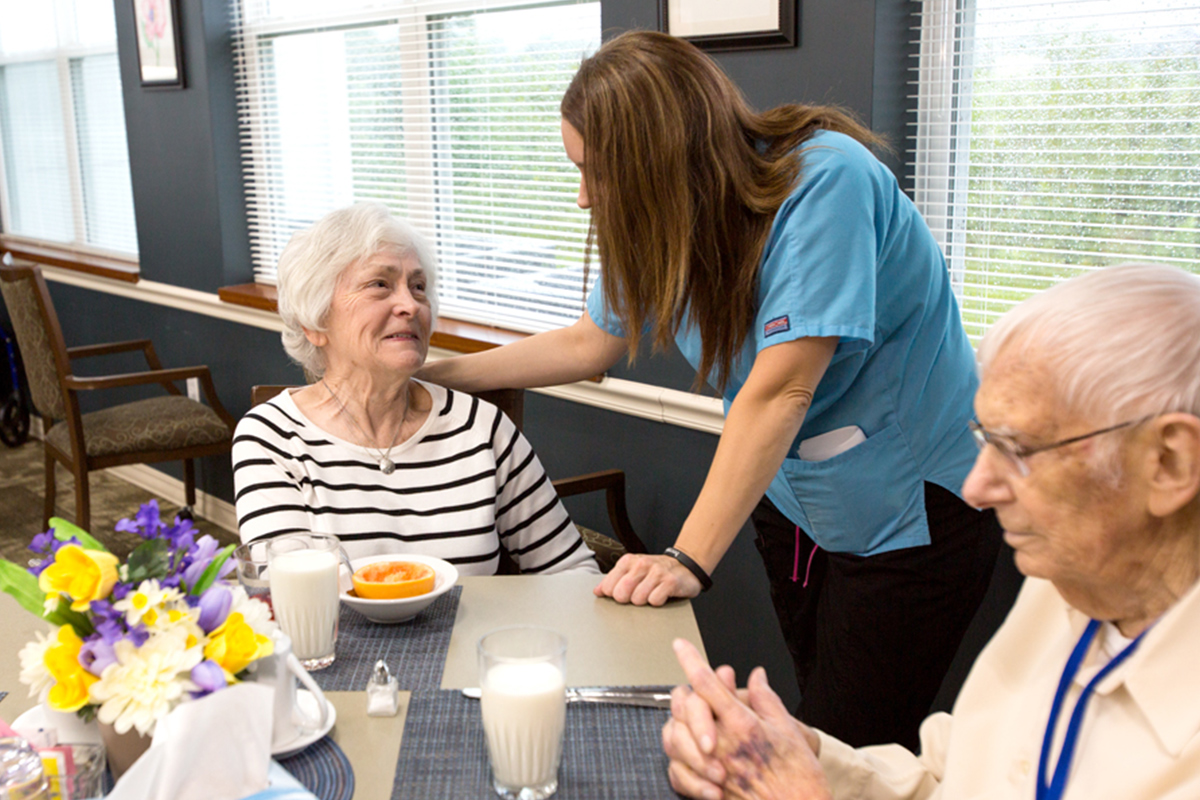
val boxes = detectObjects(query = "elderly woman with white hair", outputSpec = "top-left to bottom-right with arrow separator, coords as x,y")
661,262 -> 1200,800
232,202 -> 598,574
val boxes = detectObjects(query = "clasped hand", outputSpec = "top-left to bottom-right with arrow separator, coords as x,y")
592,553 -> 702,605
663,639 -> 831,800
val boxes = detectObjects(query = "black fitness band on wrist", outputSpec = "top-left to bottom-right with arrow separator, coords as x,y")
664,546 -> 713,592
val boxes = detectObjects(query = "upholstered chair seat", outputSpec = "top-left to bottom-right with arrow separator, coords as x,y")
46,396 -> 233,459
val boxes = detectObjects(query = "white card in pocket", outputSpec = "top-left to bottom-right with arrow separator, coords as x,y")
796,425 -> 867,461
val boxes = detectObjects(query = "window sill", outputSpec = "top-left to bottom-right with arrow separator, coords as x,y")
217,282 -> 529,354
0,236 -> 139,283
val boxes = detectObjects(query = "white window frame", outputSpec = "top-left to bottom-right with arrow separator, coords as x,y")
0,5 -> 136,261
910,0 -> 1200,337
233,0 -> 599,333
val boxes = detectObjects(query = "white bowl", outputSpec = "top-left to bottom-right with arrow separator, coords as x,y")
340,554 -> 458,624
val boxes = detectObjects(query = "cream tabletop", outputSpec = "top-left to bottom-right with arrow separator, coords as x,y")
1,590 -> 52,723
442,573 -> 705,689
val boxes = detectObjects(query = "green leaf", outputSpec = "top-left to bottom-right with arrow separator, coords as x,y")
125,538 -> 170,584
188,544 -> 237,596
0,561 -> 94,637
47,517 -> 107,552
43,596 -> 93,638
0,559 -> 49,617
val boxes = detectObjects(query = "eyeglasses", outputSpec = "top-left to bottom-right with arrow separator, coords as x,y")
968,417 -> 1148,477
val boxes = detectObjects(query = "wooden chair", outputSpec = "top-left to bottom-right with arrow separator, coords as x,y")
0,263 -> 236,531
250,384 -> 647,571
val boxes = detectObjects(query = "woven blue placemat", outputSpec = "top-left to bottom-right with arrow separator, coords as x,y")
278,736 -> 355,800
311,586 -> 462,691
391,690 -> 676,799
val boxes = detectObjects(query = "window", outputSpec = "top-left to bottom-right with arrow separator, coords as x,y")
0,0 -> 139,260
232,0 -> 601,332
911,0 -> 1200,341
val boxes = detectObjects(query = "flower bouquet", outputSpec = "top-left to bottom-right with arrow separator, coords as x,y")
0,501 -> 276,738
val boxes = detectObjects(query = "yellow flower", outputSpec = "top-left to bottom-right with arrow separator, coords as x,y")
38,545 -> 119,612
203,612 -> 273,678
43,625 -> 98,712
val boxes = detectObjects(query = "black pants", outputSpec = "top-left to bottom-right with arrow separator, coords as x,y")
751,482 -> 1003,752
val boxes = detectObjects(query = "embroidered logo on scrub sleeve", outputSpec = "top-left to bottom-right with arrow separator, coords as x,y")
764,315 -> 791,337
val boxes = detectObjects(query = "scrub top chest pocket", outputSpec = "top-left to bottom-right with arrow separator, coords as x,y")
779,422 -> 929,555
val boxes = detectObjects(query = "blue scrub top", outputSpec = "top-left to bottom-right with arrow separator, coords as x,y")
586,130 -> 979,555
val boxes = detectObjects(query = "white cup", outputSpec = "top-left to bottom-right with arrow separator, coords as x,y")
267,533 -> 350,670
251,631 -> 332,752
478,626 -> 567,800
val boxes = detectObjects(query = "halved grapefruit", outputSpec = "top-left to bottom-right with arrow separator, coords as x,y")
351,560 -> 436,599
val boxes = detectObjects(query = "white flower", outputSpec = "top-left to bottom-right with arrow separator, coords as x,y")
89,628 -> 201,736
113,579 -> 183,628
18,632 -> 54,701
228,586 -> 277,639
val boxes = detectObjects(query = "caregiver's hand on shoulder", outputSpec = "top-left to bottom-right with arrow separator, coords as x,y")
593,553 -> 701,605
666,639 -> 830,800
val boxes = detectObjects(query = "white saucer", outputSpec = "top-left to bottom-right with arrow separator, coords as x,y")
273,689 -> 336,758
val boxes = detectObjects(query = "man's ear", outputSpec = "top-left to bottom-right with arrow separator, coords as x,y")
1145,413 -> 1200,518
303,327 -> 328,349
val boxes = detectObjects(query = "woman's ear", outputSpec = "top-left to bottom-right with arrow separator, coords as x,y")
1145,413 -> 1200,518
303,327 -> 328,349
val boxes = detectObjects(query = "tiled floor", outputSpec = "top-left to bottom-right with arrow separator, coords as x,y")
0,440 -> 235,566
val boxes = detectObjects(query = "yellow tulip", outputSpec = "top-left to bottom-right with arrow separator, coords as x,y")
38,545 -> 119,612
203,612 -> 273,678
43,625 -> 97,712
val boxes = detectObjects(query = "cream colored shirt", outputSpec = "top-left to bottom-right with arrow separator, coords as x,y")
817,576 -> 1200,799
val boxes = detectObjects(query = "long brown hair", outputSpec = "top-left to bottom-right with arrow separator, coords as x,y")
562,31 -> 882,391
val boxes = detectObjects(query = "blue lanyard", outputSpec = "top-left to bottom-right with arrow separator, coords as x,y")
1036,618 -> 1148,800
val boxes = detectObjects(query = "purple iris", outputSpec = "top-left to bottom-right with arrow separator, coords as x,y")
127,624 -> 150,648
190,660 -> 227,698
116,500 -> 164,539
181,535 -> 222,587
110,582 -> 132,601
79,636 -> 118,676
29,530 -> 55,554
196,584 -> 232,634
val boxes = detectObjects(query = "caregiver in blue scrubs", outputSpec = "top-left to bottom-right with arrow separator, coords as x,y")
420,31 -> 1006,751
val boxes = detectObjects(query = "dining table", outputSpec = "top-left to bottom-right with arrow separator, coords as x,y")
0,571 -> 706,800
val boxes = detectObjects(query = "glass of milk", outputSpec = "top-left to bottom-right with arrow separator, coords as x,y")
267,534 -> 350,670
478,626 -> 568,800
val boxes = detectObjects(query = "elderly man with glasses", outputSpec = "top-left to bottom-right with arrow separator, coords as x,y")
662,262 -> 1200,800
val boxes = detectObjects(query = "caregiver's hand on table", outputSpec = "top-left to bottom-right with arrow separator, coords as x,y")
593,553 -> 702,605
664,639 -> 829,800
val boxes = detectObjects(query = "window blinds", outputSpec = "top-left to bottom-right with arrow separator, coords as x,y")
911,0 -> 1200,341
0,0 -> 138,259
232,0 -> 601,332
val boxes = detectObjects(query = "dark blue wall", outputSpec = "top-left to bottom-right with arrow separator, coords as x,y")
14,0 -> 917,710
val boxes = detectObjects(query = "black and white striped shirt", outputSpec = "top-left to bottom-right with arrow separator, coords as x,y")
232,382 -> 598,575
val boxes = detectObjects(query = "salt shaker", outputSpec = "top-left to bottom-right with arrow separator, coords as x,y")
366,660 -> 399,717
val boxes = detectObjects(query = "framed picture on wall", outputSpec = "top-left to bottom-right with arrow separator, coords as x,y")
132,0 -> 185,89
660,0 -> 797,52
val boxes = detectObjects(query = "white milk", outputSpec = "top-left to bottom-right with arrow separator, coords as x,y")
480,661 -> 566,790
269,549 -> 339,661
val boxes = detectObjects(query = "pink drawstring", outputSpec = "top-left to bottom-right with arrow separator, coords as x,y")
791,525 -> 820,587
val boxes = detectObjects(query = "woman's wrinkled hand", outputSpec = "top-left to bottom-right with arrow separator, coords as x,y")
664,639 -> 830,800
592,553 -> 701,605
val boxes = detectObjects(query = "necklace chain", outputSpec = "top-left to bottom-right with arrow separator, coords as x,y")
322,379 -> 406,474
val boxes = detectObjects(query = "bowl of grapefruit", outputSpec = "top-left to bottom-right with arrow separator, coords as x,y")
340,554 -> 458,623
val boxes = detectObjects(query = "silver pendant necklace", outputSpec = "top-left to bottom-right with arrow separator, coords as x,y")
322,379 -> 406,474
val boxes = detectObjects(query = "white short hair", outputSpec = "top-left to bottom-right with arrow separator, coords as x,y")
978,263 -> 1200,424
276,202 -> 439,377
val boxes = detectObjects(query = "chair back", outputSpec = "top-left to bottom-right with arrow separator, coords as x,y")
251,384 -> 525,430
0,263 -> 69,420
